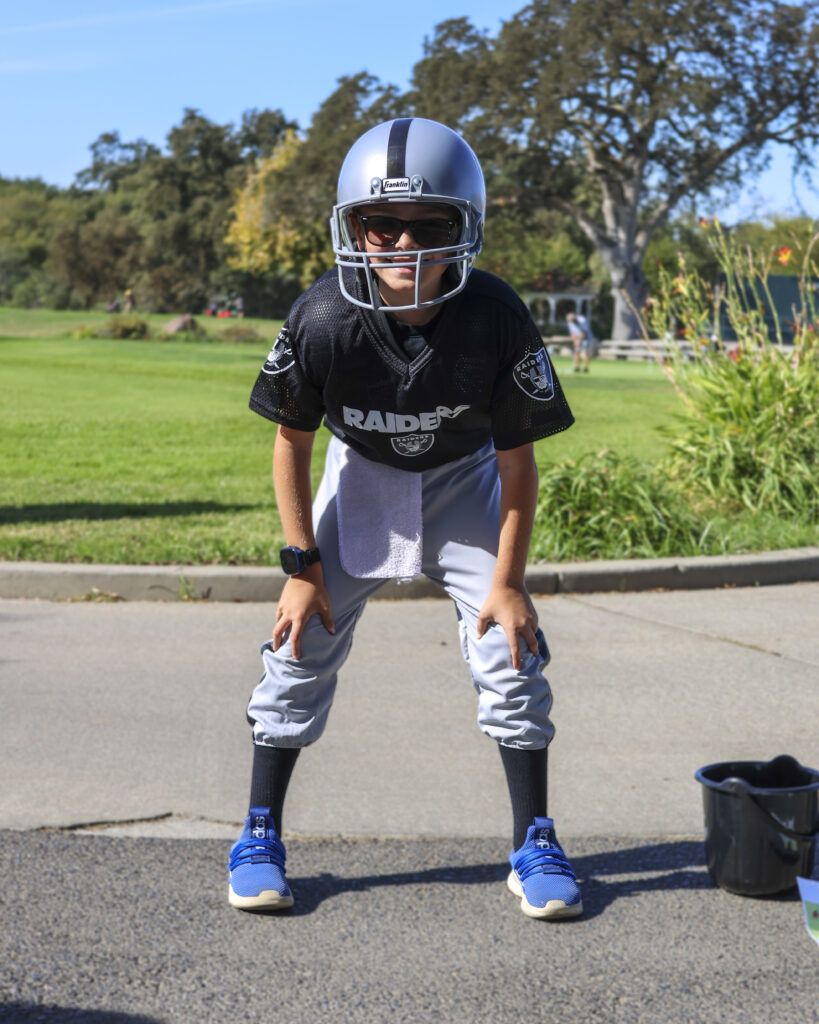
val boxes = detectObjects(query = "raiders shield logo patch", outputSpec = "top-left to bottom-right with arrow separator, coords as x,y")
513,348 -> 555,401
262,328 -> 295,375
391,433 -> 435,457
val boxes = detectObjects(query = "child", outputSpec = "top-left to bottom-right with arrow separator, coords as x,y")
228,118 -> 582,920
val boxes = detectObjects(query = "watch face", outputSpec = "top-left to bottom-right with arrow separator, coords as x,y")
279,547 -> 303,574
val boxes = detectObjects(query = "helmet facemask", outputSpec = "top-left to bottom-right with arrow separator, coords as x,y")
333,192 -> 481,312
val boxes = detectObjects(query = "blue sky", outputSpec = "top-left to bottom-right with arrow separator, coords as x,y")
1,0 -> 816,223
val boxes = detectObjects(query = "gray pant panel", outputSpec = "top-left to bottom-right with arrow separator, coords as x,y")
247,438 -> 554,749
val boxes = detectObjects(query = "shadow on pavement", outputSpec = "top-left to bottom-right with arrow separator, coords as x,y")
285,858 -> 508,916
574,840 -> 712,920
272,839 -> 718,918
0,1007 -> 161,1023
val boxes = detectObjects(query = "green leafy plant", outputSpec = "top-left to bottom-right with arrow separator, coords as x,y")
644,221 -> 819,519
101,316 -> 151,340
156,329 -> 211,343
531,450 -> 717,561
218,324 -> 263,344
70,325 -> 99,340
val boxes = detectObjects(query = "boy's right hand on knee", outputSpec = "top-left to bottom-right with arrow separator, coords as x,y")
272,568 -> 336,659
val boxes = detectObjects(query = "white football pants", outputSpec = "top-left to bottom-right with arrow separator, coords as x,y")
247,437 -> 555,750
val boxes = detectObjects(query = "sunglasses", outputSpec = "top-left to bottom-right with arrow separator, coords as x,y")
358,214 -> 461,249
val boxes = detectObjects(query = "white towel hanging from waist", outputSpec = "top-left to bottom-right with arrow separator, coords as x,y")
336,443 -> 423,579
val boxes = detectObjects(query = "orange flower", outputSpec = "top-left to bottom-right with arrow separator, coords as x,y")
698,216 -> 711,229
777,246 -> 793,266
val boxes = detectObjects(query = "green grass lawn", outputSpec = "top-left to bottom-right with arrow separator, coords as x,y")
0,309 -> 682,564
540,359 -> 677,466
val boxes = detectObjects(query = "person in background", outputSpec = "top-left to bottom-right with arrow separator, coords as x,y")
566,311 -> 594,373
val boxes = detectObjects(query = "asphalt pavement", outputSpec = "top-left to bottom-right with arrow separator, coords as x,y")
0,561 -> 817,1023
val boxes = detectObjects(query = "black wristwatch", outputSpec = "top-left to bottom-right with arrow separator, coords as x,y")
279,545 -> 321,576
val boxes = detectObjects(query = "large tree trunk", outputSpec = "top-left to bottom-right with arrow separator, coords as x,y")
611,283 -> 647,340
559,192 -> 652,341
602,254 -> 649,341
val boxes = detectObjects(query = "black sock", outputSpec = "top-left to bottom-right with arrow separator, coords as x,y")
248,744 -> 300,835
498,745 -> 548,851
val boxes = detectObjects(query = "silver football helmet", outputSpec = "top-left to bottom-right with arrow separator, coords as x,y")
331,118 -> 485,311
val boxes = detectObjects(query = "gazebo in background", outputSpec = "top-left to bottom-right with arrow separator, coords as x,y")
521,270 -> 596,337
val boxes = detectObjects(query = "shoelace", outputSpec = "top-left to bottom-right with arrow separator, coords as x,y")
228,836 -> 286,871
512,844 -> 576,882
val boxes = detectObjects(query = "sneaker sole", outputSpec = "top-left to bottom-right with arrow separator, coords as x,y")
507,870 -> 583,920
228,885 -> 294,911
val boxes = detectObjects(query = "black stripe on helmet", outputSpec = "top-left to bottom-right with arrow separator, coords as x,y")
386,118 -> 412,178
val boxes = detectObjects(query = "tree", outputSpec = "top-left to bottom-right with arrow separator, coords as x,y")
731,216 -> 819,274
475,206 -> 592,293
643,213 -> 722,298
237,108 -> 298,161
226,74 -> 402,290
60,109 -> 299,311
405,21 -> 597,298
226,131 -> 327,287
0,176 -> 91,307
75,131 -> 160,192
0,177 -> 57,302
407,17 -> 493,128
47,205 -> 144,308
418,1 -> 819,338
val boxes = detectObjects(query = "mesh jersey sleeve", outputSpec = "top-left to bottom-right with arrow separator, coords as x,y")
490,314 -> 574,449
248,321 -> 325,432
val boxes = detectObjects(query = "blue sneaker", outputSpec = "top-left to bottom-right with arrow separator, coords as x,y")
228,807 -> 294,910
507,817 -> 583,919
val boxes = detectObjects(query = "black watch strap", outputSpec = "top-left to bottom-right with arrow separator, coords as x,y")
279,545 -> 321,575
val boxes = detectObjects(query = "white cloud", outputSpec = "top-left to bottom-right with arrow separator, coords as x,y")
0,0 -> 271,35
0,53 -> 110,74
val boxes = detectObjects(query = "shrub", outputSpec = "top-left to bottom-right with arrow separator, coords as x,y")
104,316 -> 150,340
659,342 -> 818,516
644,222 -> 819,519
219,324 -> 263,344
531,450 -> 717,561
9,272 -> 85,311
9,277 -> 41,309
537,323 -> 572,338
156,330 -> 211,343
70,325 -> 98,340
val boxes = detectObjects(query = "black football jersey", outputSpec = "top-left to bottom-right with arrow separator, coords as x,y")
249,268 -> 574,471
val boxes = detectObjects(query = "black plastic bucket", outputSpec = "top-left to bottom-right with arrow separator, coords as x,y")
694,754 -> 819,896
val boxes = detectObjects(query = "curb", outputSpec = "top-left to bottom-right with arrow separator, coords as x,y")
1,547 -> 818,602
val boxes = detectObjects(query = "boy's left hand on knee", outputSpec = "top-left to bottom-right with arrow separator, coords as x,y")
477,585 -> 540,670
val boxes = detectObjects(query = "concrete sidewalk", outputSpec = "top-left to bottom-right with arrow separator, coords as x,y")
1,581 -> 816,840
